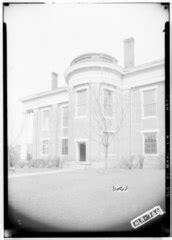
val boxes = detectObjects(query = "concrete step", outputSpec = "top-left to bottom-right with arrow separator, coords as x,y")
63,162 -> 92,169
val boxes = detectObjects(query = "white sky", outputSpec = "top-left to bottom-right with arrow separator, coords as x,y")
4,3 -> 168,144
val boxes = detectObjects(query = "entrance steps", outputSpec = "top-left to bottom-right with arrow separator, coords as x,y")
63,161 -> 92,170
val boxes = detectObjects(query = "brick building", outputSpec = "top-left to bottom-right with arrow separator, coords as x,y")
21,38 -> 165,168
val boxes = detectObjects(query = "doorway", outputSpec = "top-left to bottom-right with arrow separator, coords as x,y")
78,142 -> 86,162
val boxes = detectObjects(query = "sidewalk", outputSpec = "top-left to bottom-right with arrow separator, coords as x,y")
8,167 -> 75,178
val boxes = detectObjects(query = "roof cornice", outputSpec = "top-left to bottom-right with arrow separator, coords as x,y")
21,59 -> 164,103
65,58 -> 164,83
64,61 -> 123,84
20,87 -> 67,102
123,59 -> 164,75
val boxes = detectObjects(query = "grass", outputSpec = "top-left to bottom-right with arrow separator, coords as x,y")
8,169 -> 165,232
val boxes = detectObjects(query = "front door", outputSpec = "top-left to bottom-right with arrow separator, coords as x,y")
79,143 -> 86,162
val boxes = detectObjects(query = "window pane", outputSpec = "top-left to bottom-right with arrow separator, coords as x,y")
143,89 -> 156,117
78,105 -> 85,116
104,89 -> 112,104
62,139 -> 68,155
144,103 -> 156,117
143,89 -> 155,104
78,90 -> 86,105
42,140 -> 49,154
62,106 -> 69,127
42,110 -> 50,129
77,90 -> 86,116
104,89 -> 113,117
144,132 -> 157,154
63,127 -> 68,136
104,105 -> 112,116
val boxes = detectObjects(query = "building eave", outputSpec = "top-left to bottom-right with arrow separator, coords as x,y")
64,61 -> 123,84
123,59 -> 164,75
65,58 -> 164,84
20,87 -> 68,103
21,59 -> 164,103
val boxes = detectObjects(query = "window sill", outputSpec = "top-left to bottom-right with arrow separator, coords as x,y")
142,115 -> 157,120
143,154 -> 159,157
75,115 -> 87,119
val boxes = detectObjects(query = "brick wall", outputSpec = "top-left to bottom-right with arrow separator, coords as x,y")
30,78 -> 165,168
128,82 -> 164,167
32,105 -> 59,160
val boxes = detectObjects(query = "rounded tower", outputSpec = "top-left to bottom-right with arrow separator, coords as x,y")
64,53 -> 122,167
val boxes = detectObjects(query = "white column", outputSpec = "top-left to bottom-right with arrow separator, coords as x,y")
20,111 -> 28,161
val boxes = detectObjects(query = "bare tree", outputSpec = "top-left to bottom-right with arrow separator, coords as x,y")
90,85 -> 129,169
8,106 -> 27,167
8,106 -> 26,146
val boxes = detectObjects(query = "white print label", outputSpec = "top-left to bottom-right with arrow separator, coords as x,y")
130,205 -> 164,229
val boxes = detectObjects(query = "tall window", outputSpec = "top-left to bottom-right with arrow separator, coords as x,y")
42,109 -> 50,130
76,89 -> 87,117
62,106 -> 69,127
61,138 -> 68,155
27,111 -> 34,144
144,132 -> 157,155
142,89 -> 156,117
42,139 -> 49,155
104,89 -> 113,117
61,106 -> 69,136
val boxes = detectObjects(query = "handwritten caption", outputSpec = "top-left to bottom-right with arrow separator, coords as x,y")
112,185 -> 128,192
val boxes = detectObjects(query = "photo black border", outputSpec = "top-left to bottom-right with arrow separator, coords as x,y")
3,2 -> 170,237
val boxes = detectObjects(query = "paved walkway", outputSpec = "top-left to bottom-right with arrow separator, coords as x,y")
8,169 -> 75,178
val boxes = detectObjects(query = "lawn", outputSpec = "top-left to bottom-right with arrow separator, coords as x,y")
8,169 -> 165,232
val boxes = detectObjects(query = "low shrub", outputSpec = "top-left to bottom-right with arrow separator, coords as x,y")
28,158 -> 48,168
27,152 -> 32,161
23,157 -> 61,168
138,154 -> 145,169
121,155 -> 135,169
8,145 -> 20,167
15,157 -> 61,169
47,158 -> 60,168
16,161 -> 26,168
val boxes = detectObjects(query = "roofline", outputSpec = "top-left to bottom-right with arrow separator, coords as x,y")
65,58 -> 164,83
21,58 -> 164,103
20,86 -> 68,103
70,53 -> 118,66
64,61 -> 123,84
123,58 -> 164,75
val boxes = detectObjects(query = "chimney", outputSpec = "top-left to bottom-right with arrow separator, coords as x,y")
124,37 -> 135,68
51,72 -> 58,90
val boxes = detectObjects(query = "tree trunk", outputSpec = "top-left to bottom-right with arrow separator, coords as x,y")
105,147 -> 108,170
